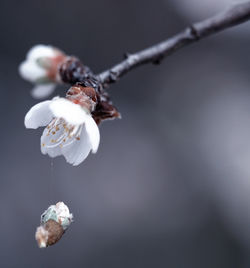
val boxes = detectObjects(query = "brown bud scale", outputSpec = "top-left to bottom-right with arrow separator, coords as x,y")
35,220 -> 64,248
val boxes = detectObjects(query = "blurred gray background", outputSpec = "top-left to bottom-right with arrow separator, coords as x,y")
1,0 -> 250,267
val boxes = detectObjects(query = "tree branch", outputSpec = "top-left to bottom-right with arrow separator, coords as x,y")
97,1 -> 250,86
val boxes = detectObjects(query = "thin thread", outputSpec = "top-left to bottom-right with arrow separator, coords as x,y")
49,159 -> 54,203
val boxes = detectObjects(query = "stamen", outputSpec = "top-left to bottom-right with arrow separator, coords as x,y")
43,120 -> 83,149
45,131 -> 67,148
63,125 -> 83,148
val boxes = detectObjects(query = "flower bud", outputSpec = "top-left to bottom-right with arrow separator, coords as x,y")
19,45 -> 66,84
35,202 -> 73,248
19,45 -> 66,99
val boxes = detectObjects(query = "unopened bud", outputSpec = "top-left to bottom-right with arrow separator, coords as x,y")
19,44 -> 67,99
35,202 -> 73,248
19,45 -> 66,84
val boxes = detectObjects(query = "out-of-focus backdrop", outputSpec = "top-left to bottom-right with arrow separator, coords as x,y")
1,0 -> 250,267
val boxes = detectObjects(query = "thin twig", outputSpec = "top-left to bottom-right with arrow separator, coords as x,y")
97,1 -> 250,86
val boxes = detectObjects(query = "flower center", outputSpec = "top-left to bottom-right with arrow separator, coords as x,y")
42,118 -> 82,149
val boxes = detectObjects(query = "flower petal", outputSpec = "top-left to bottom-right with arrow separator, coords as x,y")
41,126 -> 92,166
61,126 -> 92,166
25,100 -> 54,129
85,116 -> 100,153
31,84 -> 56,99
27,45 -> 55,60
40,124 -> 64,158
19,61 -> 46,83
49,98 -> 89,125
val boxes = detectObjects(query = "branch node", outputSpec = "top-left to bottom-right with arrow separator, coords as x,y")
109,70 -> 119,82
123,52 -> 131,59
188,25 -> 201,41
153,54 -> 164,65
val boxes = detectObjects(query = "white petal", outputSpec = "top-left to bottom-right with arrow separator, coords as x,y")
41,143 -> 62,158
27,45 -> 55,60
40,116 -> 97,166
19,61 -> 46,83
25,100 -> 54,129
49,98 -> 89,125
31,84 -> 56,99
55,202 -> 71,218
41,126 -> 92,166
61,126 -> 92,166
85,116 -> 100,153
41,125 -> 64,157
54,202 -> 73,226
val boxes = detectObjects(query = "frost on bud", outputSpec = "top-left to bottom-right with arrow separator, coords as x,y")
35,202 -> 73,248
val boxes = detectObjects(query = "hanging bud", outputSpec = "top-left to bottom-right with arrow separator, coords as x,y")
35,202 -> 73,248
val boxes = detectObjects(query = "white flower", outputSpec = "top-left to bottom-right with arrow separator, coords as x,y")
19,45 -> 66,99
25,97 -> 100,166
